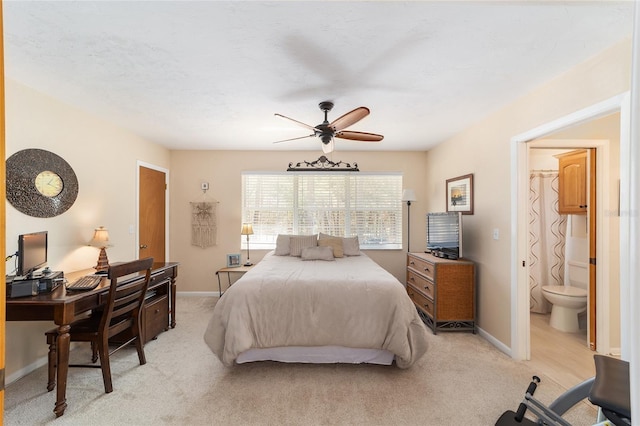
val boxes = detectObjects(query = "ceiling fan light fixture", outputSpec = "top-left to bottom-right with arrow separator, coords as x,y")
273,101 -> 383,153
322,139 -> 335,154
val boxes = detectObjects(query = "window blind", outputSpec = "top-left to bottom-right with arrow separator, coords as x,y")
242,172 -> 403,249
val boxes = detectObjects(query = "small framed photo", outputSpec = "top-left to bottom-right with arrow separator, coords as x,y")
446,173 -> 474,215
226,253 -> 241,268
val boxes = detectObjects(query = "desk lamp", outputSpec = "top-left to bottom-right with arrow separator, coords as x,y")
90,226 -> 111,274
402,189 -> 416,252
241,223 -> 254,266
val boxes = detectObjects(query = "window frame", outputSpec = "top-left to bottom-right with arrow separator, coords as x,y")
242,171 -> 403,250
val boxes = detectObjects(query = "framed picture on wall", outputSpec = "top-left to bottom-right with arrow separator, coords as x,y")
226,253 -> 241,268
446,173 -> 474,215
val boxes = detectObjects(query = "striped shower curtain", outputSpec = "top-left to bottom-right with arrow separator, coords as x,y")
529,171 -> 567,313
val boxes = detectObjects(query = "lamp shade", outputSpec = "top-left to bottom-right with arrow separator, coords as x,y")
89,226 -> 111,248
402,189 -> 416,202
240,223 -> 254,235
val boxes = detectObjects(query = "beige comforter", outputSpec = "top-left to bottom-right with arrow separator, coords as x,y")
204,252 -> 429,368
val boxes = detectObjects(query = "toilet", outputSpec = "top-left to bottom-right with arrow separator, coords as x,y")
541,260 -> 588,332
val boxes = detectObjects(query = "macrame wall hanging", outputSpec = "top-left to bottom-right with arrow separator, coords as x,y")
190,199 -> 218,248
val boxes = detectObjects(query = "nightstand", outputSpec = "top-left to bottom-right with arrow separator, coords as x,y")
216,265 -> 254,296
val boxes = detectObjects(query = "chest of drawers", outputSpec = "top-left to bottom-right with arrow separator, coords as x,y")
406,252 -> 476,334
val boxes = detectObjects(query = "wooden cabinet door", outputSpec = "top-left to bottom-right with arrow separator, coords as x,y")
557,150 -> 587,214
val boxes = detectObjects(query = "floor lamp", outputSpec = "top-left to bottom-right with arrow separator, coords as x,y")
241,223 -> 254,266
402,189 -> 416,252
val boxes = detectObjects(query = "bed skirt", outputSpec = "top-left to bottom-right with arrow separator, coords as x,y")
236,346 -> 395,365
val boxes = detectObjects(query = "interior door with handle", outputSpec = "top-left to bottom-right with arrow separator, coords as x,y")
139,165 -> 166,263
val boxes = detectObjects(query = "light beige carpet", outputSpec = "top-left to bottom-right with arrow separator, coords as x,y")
5,296 -> 597,425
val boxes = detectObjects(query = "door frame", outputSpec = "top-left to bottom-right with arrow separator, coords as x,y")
137,161 -> 170,261
526,143 -> 606,353
510,92 -> 631,360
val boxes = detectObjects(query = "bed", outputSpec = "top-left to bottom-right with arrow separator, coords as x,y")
204,237 -> 429,369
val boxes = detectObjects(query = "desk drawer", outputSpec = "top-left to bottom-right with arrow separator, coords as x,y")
143,295 -> 169,343
149,269 -> 173,289
406,283 -> 434,317
407,256 -> 435,280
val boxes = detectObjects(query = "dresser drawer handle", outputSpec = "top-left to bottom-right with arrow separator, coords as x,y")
423,286 -> 430,293
409,261 -> 415,266
409,276 -> 415,281
424,267 -> 430,272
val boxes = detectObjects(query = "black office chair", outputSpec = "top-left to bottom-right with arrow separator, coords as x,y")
45,257 -> 153,393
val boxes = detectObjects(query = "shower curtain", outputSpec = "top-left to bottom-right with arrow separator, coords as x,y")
529,171 -> 567,313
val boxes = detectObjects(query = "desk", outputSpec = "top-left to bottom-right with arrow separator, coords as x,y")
216,265 -> 253,295
6,262 -> 178,417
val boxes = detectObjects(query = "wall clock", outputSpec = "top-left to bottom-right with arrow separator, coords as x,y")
6,149 -> 79,218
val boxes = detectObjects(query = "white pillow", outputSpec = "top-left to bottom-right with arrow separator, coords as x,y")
274,234 -> 292,256
342,236 -> 361,256
301,246 -> 335,261
289,235 -> 318,257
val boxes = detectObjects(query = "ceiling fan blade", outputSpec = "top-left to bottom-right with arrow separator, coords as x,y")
274,113 -> 316,131
329,107 -> 370,131
322,139 -> 335,154
273,134 -> 315,144
335,131 -> 384,142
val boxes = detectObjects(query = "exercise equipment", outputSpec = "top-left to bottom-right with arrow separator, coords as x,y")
496,355 -> 630,426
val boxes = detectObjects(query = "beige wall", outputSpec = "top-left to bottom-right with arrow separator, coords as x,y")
424,39 -> 631,348
169,150 -> 429,292
5,79 -> 171,381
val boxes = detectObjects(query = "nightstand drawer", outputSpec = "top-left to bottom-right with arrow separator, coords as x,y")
406,283 -> 434,317
407,270 -> 435,299
407,255 -> 435,280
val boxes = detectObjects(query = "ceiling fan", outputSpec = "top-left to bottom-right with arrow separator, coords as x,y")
273,101 -> 384,154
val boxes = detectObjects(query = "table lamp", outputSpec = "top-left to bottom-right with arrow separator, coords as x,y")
240,223 -> 254,266
402,189 -> 416,252
90,226 -> 111,274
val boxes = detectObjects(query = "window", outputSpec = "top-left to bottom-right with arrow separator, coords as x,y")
242,172 -> 403,250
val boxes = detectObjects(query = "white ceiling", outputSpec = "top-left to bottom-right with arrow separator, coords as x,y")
3,1 -> 634,152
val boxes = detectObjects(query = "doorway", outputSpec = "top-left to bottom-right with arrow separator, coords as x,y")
138,162 -> 169,263
510,93 -> 629,362
527,146 -> 602,388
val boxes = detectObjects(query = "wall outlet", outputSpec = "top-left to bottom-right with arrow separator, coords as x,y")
493,228 -> 499,240
201,182 -> 209,191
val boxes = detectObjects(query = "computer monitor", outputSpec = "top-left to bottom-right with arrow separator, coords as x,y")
17,231 -> 48,278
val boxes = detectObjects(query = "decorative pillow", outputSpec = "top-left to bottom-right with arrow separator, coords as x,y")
301,246 -> 335,261
274,234 -> 292,256
289,235 -> 318,257
342,236 -> 361,256
318,237 -> 344,258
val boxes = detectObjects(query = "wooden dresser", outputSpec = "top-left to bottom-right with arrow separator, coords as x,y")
406,252 -> 476,334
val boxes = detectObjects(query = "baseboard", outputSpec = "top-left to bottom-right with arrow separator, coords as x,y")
176,291 -> 219,297
476,326 -> 512,358
6,356 -> 48,386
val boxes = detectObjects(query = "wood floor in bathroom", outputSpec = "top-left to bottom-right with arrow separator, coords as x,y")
528,312 -> 596,392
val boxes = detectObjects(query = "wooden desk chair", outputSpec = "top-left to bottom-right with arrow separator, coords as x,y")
45,257 -> 154,393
